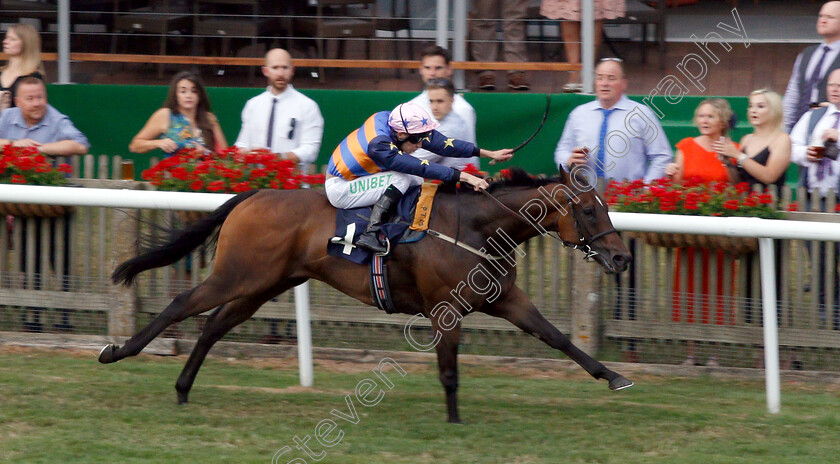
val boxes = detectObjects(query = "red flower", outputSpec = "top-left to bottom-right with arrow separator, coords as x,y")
10,174 -> 26,184
787,202 -> 799,212
189,180 -> 203,191
57,163 -> 72,174
723,199 -> 739,210
207,180 -> 227,192
231,181 -> 251,193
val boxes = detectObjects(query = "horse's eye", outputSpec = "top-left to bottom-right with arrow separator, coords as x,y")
583,205 -> 595,216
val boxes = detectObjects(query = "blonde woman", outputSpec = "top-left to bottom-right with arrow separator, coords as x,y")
0,24 -> 45,111
714,89 -> 791,189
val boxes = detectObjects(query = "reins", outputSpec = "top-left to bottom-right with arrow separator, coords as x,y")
426,183 -> 619,263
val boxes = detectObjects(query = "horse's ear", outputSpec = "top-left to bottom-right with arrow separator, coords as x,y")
568,165 -> 596,190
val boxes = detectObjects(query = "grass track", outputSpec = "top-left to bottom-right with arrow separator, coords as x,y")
1,347 -> 838,464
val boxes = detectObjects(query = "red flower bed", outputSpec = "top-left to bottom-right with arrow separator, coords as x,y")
142,147 -> 325,193
0,144 -> 72,186
604,177 -> 782,219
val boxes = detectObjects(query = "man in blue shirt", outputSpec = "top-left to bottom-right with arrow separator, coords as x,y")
554,59 -> 671,184
0,76 -> 89,155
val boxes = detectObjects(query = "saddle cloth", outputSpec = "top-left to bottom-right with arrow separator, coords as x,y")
328,182 -> 440,264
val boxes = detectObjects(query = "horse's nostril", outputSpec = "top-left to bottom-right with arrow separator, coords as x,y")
613,253 -> 632,268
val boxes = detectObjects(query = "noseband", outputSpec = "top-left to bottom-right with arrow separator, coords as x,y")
480,186 -> 618,261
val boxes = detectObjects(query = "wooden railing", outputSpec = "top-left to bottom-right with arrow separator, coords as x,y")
1,53 -> 583,72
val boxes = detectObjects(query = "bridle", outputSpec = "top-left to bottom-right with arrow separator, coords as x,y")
478,184 -> 618,262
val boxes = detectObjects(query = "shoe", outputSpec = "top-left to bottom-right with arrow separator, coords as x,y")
478,74 -> 496,91
508,72 -> 530,91
705,357 -> 720,367
562,83 -> 583,93
356,186 -> 403,254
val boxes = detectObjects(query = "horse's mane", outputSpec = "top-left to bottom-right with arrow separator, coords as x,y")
436,167 -> 566,195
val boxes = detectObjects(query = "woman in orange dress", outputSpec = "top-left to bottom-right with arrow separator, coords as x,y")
664,98 -> 739,366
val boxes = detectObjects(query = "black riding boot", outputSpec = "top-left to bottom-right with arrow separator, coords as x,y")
356,185 -> 403,254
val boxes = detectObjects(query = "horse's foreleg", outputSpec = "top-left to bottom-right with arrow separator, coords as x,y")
175,300 -> 260,404
433,319 -> 463,424
99,276 -> 240,364
488,286 -> 633,391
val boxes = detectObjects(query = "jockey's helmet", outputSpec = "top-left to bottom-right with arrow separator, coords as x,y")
388,102 -> 440,136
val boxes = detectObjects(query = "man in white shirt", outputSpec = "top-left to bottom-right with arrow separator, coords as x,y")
408,46 -> 476,139
790,67 -> 840,329
783,1 -> 840,131
412,78 -> 479,169
790,68 -> 840,196
234,48 -> 324,165
555,59 -> 671,184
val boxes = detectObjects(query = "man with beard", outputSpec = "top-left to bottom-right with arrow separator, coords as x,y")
234,48 -> 324,164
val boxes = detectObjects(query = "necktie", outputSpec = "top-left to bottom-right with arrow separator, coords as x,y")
597,108 -> 616,178
266,97 -> 278,150
799,46 -> 832,121
817,111 -> 840,181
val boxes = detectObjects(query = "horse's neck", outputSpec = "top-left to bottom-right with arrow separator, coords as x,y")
457,189 -> 548,246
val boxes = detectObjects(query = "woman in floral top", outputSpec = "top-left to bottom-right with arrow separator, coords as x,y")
130,71 -> 226,156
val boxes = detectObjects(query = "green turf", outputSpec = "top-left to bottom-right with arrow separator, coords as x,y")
1,348 -> 838,464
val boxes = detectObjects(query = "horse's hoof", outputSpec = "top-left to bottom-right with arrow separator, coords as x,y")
447,417 -> 463,425
98,344 -> 119,364
177,392 -> 189,405
609,375 -> 634,391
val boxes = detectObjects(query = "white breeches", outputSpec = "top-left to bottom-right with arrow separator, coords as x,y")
325,171 -> 423,209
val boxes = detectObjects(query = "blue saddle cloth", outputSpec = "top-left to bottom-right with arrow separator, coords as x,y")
328,185 -> 424,264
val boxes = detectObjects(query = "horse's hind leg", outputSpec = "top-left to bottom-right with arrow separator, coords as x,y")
99,275 -> 243,364
488,286 -> 633,391
175,279 -> 305,404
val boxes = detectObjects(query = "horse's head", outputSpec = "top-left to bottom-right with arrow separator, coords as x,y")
549,167 -> 631,274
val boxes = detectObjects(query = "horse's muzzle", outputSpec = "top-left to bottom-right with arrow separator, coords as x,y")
611,251 -> 632,273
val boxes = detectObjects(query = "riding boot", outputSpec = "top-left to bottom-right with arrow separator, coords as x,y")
356,185 -> 403,254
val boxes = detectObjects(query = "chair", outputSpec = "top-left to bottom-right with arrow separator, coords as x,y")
192,0 -> 282,83
604,0 -> 667,64
294,0 -> 378,83
374,0 -> 413,78
110,0 -> 192,79
0,0 -> 58,29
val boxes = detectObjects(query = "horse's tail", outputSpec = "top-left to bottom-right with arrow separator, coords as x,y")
112,190 -> 261,287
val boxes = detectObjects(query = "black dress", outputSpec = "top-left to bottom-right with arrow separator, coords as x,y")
737,146 -> 785,190
0,71 -> 44,108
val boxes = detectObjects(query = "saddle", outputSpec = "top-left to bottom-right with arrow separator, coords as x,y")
327,182 -> 440,265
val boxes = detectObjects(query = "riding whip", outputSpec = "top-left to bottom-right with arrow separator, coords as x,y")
489,94 -> 552,165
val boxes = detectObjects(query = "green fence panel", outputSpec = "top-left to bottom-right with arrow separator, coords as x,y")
47,84 -> 780,180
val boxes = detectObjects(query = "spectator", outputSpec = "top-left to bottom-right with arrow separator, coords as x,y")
555,58 -> 671,183
409,45 -> 477,135
783,1 -> 840,131
470,0 -> 530,91
716,89 -> 790,336
412,78 -> 479,170
234,48 -> 324,166
666,98 -> 740,367
0,76 -> 88,155
540,0 -> 625,93
790,68 -> 840,330
0,76 -> 88,332
555,58 -> 670,363
130,71 -> 226,156
0,24 -> 45,112
717,90 -> 791,189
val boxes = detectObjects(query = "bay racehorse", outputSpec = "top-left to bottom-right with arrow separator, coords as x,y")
100,167 -> 633,423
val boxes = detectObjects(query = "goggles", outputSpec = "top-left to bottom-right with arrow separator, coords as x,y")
404,131 -> 432,144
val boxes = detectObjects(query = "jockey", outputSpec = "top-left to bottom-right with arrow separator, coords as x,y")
325,102 -> 513,253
